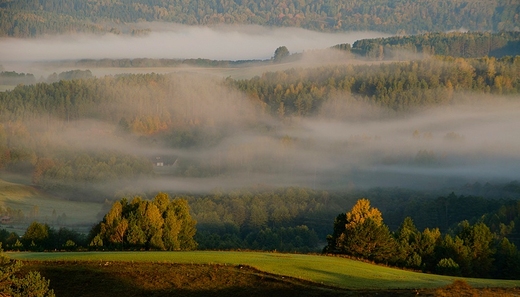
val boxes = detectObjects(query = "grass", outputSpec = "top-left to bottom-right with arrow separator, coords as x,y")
0,85 -> 16,92
9,251 -> 520,290
20,261 -> 355,297
0,176 -> 103,233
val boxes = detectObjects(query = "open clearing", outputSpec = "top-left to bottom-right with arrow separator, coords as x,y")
0,85 -> 15,92
9,251 -> 520,290
0,177 -> 102,233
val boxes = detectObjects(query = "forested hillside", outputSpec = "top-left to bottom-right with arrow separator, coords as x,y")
325,198 -> 520,279
0,55 -> 519,200
232,55 -> 520,115
1,0 -> 519,37
346,32 -> 520,59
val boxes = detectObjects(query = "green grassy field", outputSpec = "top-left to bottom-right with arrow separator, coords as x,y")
9,251 -> 520,290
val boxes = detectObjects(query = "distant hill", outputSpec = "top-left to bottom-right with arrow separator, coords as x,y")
1,0 -> 519,37
0,176 -> 40,201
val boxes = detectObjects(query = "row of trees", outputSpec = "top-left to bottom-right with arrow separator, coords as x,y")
347,31 -> 520,59
1,0 -> 519,37
325,199 -> 520,279
0,7 -> 108,37
51,58 -> 264,69
233,55 -> 520,115
0,193 -> 197,251
0,223 -> 86,251
0,71 -> 36,85
31,153 -> 154,201
2,186 -> 520,257
0,69 -> 94,87
182,186 -> 520,253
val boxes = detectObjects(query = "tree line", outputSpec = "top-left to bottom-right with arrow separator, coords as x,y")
2,184 -> 518,252
0,193 -> 197,252
344,31 -> 520,60
1,0 -> 519,37
0,71 -> 36,86
0,222 -> 86,252
232,55 -> 520,116
182,186 -> 520,253
325,198 -> 520,279
49,58 -> 266,69
3,189 -> 520,280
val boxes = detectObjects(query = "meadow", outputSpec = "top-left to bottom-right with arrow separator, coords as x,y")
9,251 -> 520,290
0,177 -> 102,233
0,85 -> 15,92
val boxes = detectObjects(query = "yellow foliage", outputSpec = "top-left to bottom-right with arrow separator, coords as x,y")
346,198 -> 383,228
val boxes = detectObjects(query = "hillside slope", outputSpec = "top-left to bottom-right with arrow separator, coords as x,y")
10,251 -> 520,290
0,176 -> 102,232
1,0 -> 519,37
10,251 -> 520,297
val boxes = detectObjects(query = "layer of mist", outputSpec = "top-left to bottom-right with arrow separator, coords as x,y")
0,23 -> 389,63
1,23 -> 517,197
16,73 -> 520,197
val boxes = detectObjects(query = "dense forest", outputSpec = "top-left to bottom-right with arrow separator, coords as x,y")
232,55 -> 520,115
1,0 -> 519,37
3,184 -> 520,254
345,31 -> 520,59
4,191 -> 520,279
325,198 -> 520,279
0,52 -> 519,201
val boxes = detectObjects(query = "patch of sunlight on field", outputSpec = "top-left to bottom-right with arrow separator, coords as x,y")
9,251 -> 520,290
0,178 -> 103,231
0,85 -> 15,92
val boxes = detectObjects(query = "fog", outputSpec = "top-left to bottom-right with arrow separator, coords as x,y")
1,23 -> 517,197
19,72 -> 520,196
0,23 -> 388,63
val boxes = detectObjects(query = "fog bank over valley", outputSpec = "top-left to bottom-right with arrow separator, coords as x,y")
17,73 -> 520,195
0,24 -> 518,198
0,23 -> 389,63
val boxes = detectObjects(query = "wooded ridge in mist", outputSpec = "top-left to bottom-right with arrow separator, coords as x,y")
17,31 -> 520,72
0,54 -> 519,200
346,31 -> 520,59
232,55 -> 520,115
1,52 -> 520,259
1,0 -> 519,37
